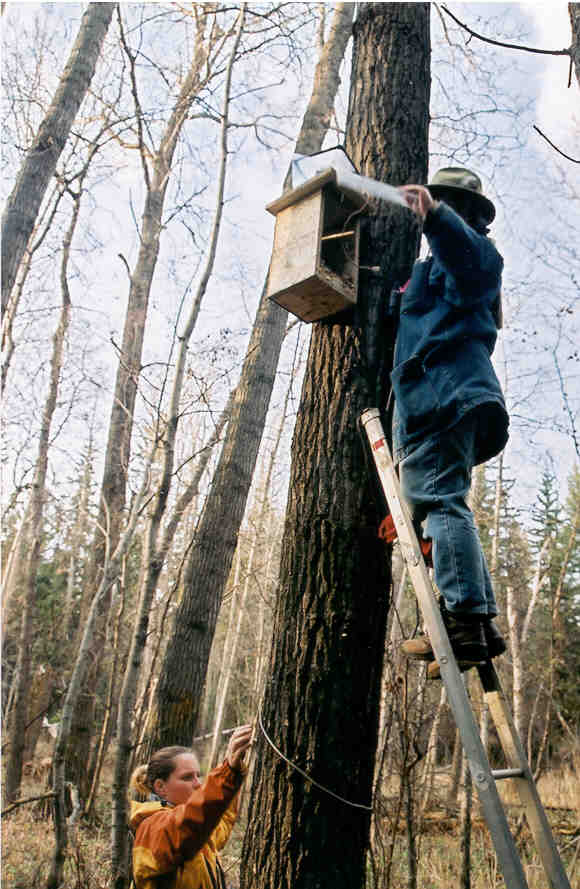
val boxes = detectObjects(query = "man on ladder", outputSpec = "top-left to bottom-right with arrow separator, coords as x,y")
392,168 -> 508,678
362,166 -> 571,889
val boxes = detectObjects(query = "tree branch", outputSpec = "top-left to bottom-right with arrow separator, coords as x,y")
2,791 -> 56,816
533,125 -> 580,163
440,5 -> 572,57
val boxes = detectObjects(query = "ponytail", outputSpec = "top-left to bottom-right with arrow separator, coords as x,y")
129,764 -> 151,801
128,746 -> 192,801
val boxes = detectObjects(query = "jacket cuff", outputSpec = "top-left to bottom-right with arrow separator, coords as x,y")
422,200 -> 442,235
219,759 -> 247,785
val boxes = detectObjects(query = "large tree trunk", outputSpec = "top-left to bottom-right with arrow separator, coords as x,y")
240,6 -> 430,888
1,2 -> 114,312
143,2 -> 356,753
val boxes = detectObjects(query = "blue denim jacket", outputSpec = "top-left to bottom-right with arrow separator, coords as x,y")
391,202 -> 508,465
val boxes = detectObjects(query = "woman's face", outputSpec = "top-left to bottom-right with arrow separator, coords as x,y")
154,753 -> 202,806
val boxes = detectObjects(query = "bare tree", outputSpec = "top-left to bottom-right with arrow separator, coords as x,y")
3,159 -> 90,801
67,4 -> 248,800
143,0 -> 356,754
1,179 -> 68,395
109,13 -> 247,882
507,535 -> 551,739
1,2 -> 115,312
47,458 -> 156,889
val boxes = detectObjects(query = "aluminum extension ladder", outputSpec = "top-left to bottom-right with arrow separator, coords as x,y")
361,407 -> 572,889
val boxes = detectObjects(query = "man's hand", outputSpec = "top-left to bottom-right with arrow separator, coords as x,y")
399,184 -> 436,220
226,724 -> 253,771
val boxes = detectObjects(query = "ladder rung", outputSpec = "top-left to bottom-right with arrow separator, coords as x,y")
492,768 -> 525,780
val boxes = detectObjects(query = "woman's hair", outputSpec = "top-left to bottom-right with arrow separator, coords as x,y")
129,746 -> 192,800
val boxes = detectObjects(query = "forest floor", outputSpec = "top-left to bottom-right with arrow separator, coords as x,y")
2,759 -> 578,889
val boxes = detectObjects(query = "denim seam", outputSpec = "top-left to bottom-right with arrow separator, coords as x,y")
436,441 -> 462,611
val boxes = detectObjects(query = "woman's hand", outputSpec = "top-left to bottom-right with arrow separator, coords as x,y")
226,724 -> 253,771
399,184 -> 436,220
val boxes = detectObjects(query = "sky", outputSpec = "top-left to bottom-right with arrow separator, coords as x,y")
1,2 -> 579,526
496,3 -> 579,506
526,2 -> 577,144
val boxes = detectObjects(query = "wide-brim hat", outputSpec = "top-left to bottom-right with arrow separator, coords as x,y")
427,166 -> 495,223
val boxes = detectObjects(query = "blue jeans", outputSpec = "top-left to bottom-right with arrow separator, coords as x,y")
398,412 -> 497,617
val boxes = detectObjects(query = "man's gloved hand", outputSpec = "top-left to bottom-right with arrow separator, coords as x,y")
378,514 -> 433,567
398,184 -> 437,221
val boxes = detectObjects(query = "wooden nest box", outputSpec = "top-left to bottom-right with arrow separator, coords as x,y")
266,170 -> 365,323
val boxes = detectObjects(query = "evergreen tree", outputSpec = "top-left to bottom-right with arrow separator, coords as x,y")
553,467 -> 580,734
529,468 -> 560,553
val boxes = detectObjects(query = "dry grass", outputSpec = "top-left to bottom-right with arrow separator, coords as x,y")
3,805 -> 578,889
1,808 -> 111,889
373,830 -> 580,889
2,763 -> 578,889
499,765 -> 580,815
382,765 -> 580,814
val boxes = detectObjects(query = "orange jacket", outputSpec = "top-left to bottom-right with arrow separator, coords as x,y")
129,760 -> 244,889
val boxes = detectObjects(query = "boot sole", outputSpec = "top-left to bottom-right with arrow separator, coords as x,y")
428,644 -> 505,680
402,642 -> 491,663
401,649 -> 436,662
427,660 -> 483,680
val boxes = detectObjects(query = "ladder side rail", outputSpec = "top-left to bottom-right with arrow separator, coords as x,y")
360,408 -> 530,889
479,665 -> 572,889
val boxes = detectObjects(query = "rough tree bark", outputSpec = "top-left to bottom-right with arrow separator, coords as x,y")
143,1 -> 356,753
459,734 -> 473,889
240,6 -> 430,888
1,2 -> 114,312
570,3 -> 580,89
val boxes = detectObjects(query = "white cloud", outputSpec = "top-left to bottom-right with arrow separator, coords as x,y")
523,3 -> 578,145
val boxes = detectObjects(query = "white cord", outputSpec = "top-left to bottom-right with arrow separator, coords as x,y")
257,709 -> 373,812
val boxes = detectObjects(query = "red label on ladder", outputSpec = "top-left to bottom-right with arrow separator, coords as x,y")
372,438 -> 384,451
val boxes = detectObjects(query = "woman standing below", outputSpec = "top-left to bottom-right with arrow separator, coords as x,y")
129,724 -> 253,889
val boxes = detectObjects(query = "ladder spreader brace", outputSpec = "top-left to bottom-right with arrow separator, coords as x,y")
360,407 -> 571,889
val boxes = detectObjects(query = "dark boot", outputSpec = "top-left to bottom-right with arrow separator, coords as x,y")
483,619 -> 507,657
401,598 -> 487,663
427,617 -> 506,680
442,607 -> 488,662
